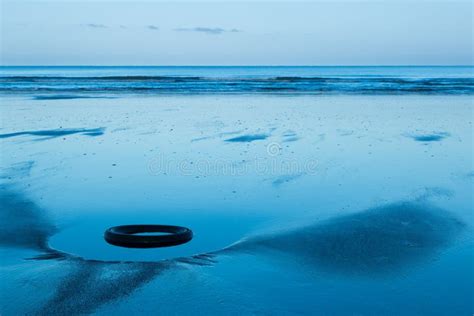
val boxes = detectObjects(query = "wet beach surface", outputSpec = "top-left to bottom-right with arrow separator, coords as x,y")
0,94 -> 473,315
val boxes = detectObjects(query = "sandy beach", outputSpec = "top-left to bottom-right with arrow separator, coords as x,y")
1,88 -> 473,314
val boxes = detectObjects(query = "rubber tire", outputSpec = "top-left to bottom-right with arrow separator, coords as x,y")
104,225 -> 193,248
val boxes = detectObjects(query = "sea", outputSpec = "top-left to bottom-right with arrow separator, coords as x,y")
1,66 -> 473,96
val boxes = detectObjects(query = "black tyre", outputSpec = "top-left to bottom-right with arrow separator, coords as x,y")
104,225 -> 193,248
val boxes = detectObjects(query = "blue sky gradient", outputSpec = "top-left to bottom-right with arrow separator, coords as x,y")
1,1 -> 472,65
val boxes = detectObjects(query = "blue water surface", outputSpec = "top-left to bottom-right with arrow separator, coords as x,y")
1,66 -> 473,96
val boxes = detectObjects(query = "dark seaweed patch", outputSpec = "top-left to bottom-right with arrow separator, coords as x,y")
282,131 -> 297,137
27,251 -> 68,261
225,134 -> 268,143
191,130 -> 242,142
282,136 -> 299,142
282,131 -> 300,142
0,127 -> 105,139
272,173 -> 303,187
408,132 -> 450,142
226,202 -> 463,275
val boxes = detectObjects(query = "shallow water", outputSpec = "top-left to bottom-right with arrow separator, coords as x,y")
0,68 -> 473,314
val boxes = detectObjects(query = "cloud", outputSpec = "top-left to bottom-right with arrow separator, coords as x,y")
84,23 -> 107,28
174,27 -> 241,35
147,25 -> 159,30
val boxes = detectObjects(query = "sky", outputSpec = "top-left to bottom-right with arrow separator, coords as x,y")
1,1 -> 472,66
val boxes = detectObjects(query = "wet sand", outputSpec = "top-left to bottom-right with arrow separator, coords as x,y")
1,95 -> 472,315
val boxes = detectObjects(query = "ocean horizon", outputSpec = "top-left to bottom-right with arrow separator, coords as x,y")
2,66 -> 473,97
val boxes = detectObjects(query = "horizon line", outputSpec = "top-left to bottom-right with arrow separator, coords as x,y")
1,64 -> 473,67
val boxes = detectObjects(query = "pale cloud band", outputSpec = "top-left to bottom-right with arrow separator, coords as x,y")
174,27 -> 241,34
81,24 -> 240,34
